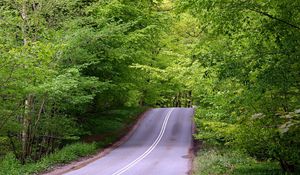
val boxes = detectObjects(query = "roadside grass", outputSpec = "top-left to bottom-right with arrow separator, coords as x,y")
0,143 -> 97,175
193,143 -> 294,175
0,107 -> 146,175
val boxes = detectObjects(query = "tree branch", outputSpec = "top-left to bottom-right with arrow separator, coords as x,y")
249,8 -> 300,30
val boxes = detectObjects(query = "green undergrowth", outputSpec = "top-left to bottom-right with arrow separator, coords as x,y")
82,107 -> 147,147
0,143 -> 96,175
84,107 -> 146,135
193,143 -> 296,175
0,107 -> 146,175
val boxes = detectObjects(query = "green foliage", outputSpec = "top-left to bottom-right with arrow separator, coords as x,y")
0,107 -> 145,175
234,111 -> 300,170
0,153 -> 22,175
83,107 -> 146,135
195,120 -> 237,145
0,143 -> 96,175
178,0 -> 300,172
194,144 -> 283,175
1,0 -> 299,173
42,143 -> 97,164
0,0 -> 166,164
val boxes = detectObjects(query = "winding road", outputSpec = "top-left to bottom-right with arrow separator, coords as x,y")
64,108 -> 194,175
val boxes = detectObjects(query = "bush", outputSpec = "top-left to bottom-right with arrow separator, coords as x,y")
0,153 -> 22,175
235,112 -> 300,172
195,105 -> 300,173
194,144 -> 282,175
0,143 -> 97,175
45,143 -> 96,164
194,107 -> 239,146
195,119 -> 238,145
0,107 -> 145,175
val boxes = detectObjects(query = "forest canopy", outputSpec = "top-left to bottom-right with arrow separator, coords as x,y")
0,0 -> 299,173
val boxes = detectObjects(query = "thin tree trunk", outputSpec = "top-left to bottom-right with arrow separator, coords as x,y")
22,94 -> 32,162
20,0 -> 29,163
21,0 -> 28,45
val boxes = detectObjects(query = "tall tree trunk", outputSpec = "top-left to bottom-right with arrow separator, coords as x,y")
21,0 -> 28,45
20,0 -> 30,163
22,95 -> 32,163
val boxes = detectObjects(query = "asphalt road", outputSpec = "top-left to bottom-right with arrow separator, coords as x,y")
64,108 -> 194,175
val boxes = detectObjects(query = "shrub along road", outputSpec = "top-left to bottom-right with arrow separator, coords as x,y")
50,108 -> 194,175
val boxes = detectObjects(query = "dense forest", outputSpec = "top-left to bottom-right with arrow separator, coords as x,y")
0,0 -> 299,174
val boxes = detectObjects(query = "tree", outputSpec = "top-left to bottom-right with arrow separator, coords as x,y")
176,0 -> 300,172
0,0 -> 101,162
